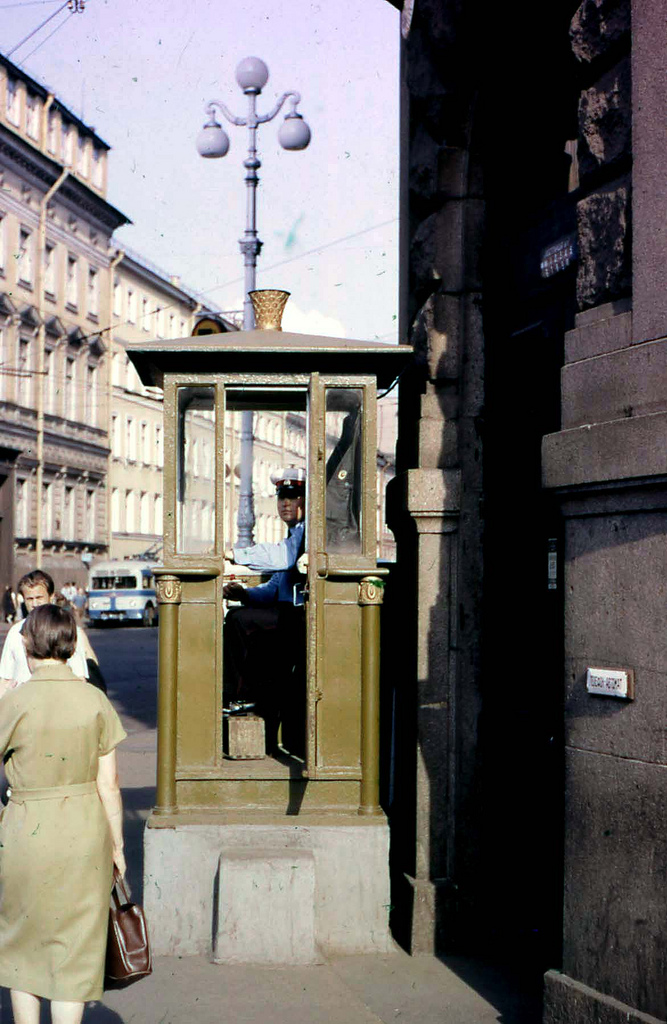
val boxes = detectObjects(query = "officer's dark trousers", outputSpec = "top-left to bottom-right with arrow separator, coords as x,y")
223,603 -> 305,755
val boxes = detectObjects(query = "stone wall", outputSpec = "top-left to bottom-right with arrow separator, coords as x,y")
542,0 -> 667,1020
571,0 -> 632,310
389,0 -> 486,954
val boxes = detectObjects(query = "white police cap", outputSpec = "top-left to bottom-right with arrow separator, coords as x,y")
271,467 -> 306,489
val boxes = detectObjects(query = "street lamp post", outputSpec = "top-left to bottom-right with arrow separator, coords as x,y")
197,57 -> 311,546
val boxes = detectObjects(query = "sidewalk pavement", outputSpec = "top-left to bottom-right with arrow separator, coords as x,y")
0,620 -> 544,1024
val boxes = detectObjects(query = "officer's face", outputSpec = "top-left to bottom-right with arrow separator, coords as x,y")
22,584 -> 51,611
277,495 -> 305,526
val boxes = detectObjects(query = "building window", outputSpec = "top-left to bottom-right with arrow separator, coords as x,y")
156,306 -> 165,338
113,276 -> 122,317
18,338 -> 31,406
126,416 -> 137,461
141,297 -> 149,331
65,357 -> 76,419
44,242 -> 56,297
140,492 -> 150,534
77,135 -> 89,177
66,255 -> 78,308
62,122 -> 74,165
92,146 -> 103,188
154,494 -> 162,534
111,488 -> 120,531
87,266 -> 99,317
16,479 -> 28,535
18,229 -> 33,285
47,109 -> 58,154
155,425 -> 163,468
44,348 -> 56,413
85,364 -> 97,425
64,485 -> 75,540
111,414 -> 121,456
169,313 -> 175,338
6,77 -> 19,125
86,488 -> 96,540
179,318 -> 186,336
42,482 -> 53,538
26,92 -> 39,139
112,351 -> 122,387
126,490 -> 136,532
0,214 -> 5,275
141,421 -> 149,463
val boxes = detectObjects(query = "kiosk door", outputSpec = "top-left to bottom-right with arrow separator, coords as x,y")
305,375 -> 378,783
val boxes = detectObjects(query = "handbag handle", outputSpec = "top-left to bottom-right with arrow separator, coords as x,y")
111,865 -> 131,904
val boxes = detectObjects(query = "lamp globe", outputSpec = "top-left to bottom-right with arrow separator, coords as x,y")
196,121 -> 230,158
278,114 -> 311,151
236,57 -> 269,92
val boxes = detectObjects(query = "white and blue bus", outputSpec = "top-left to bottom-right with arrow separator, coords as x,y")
87,560 -> 159,627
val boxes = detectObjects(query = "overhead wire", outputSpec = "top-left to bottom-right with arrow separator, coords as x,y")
7,0 -> 69,55
0,1 -> 63,9
18,5 -> 75,63
43,216 -> 400,349
201,217 -> 399,297
0,220 -> 398,363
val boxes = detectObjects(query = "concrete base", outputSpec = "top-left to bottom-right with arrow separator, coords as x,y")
543,971 -> 666,1024
213,847 -> 319,964
144,818 -> 394,960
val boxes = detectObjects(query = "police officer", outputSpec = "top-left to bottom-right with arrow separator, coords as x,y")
222,469 -> 306,754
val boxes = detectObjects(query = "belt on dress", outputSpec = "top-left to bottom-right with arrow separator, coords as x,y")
8,781 -> 97,803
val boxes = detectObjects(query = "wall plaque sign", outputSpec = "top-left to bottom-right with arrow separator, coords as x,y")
586,667 -> 635,700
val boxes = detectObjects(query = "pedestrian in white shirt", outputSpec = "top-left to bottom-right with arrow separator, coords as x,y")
0,570 -> 89,699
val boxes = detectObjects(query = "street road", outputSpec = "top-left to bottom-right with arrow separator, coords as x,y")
88,625 -> 158,902
89,624 -> 158,734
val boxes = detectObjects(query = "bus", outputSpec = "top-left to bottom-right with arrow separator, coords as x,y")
87,560 -> 159,627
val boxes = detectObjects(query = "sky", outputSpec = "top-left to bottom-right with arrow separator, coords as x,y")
2,0 -> 400,341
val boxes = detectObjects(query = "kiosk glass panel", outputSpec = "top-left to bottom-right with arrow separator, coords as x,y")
177,386 -> 216,554
325,388 -> 363,553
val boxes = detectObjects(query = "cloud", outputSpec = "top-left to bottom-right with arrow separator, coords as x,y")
281,301 -> 347,338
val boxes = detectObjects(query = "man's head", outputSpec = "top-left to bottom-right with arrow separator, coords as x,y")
18,569 -> 55,612
272,468 -> 306,527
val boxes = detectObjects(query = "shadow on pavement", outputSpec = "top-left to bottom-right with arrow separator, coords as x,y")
437,955 -> 544,1024
122,785 -> 155,905
1,991 -> 127,1023
85,1002 -> 127,1022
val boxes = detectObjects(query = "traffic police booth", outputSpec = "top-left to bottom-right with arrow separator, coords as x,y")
125,293 -> 410,962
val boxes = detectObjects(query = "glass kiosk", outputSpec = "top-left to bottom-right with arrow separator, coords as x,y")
125,307 -> 411,961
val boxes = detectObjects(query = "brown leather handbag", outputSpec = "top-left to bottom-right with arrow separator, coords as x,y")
105,868 -> 152,989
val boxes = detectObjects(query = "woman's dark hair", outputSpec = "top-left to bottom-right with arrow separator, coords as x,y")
23,604 -> 76,662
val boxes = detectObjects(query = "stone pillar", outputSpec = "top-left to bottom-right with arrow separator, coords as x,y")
389,469 -> 461,954
392,0 -> 485,951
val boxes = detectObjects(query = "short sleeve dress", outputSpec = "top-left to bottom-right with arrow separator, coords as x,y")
0,662 -> 126,1001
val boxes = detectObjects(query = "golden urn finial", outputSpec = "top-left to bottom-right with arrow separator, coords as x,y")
249,289 -> 290,330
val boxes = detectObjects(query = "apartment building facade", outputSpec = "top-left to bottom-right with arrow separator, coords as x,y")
0,55 -> 128,591
108,251 -> 221,561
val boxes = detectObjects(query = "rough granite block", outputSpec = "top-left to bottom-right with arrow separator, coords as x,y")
226,713 -> 265,759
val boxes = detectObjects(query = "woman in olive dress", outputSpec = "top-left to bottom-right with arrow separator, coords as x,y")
0,604 -> 126,1024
